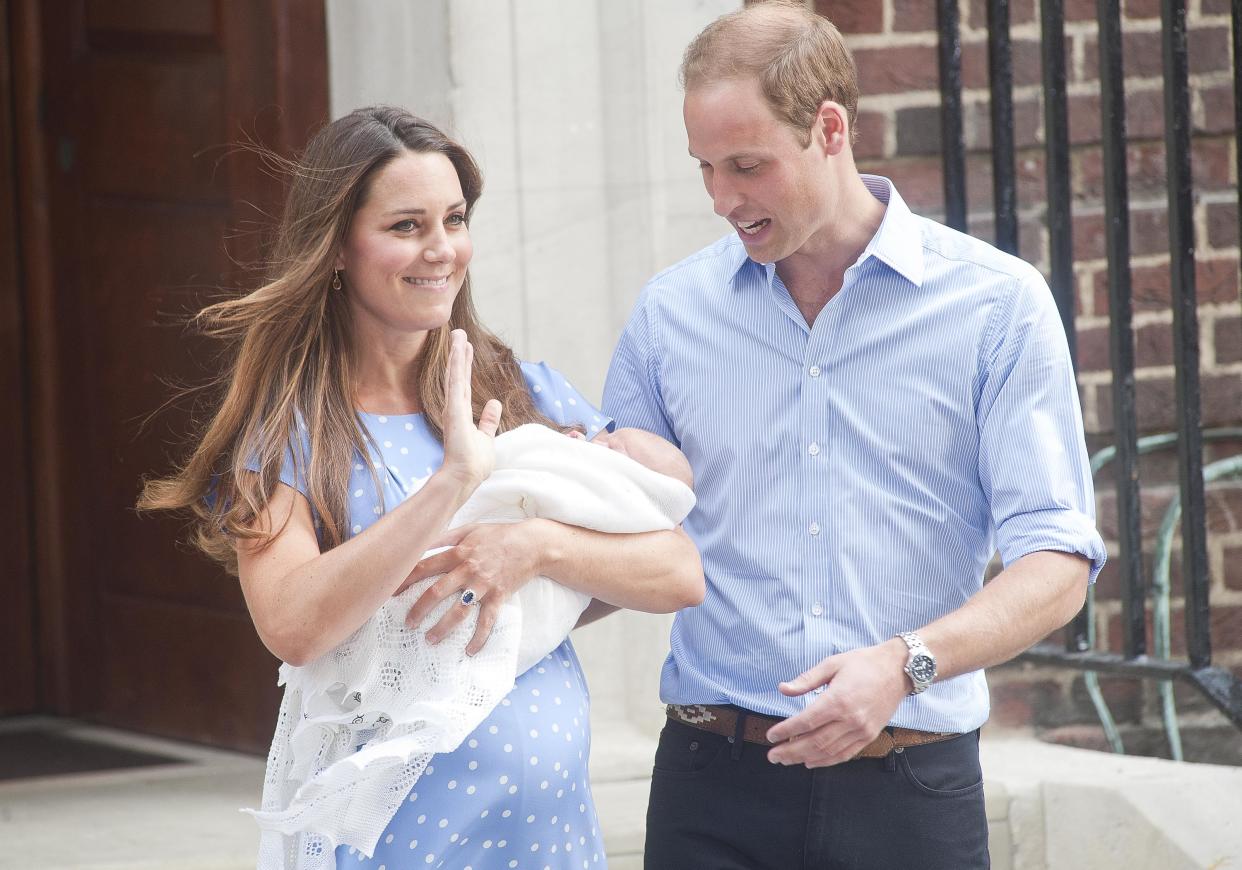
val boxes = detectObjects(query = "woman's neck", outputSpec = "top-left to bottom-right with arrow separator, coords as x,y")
350,320 -> 430,414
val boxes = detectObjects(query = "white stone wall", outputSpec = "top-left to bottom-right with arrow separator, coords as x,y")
325,0 -> 738,735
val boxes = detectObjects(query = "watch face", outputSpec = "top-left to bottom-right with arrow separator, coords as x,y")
909,654 -> 936,684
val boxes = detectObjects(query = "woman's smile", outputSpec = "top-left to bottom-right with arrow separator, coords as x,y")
402,275 -> 451,287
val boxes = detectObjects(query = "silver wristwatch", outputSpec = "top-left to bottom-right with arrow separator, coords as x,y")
897,631 -> 937,695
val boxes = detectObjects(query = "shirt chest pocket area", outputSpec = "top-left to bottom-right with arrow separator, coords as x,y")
872,394 -> 974,480
665,353 -> 799,454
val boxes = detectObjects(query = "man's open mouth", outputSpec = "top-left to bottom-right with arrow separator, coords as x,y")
738,219 -> 770,236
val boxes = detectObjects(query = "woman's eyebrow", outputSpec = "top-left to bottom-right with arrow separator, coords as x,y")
383,199 -> 467,217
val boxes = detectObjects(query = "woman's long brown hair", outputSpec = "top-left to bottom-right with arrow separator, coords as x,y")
138,106 -> 553,574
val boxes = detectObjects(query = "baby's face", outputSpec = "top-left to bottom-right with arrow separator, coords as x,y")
586,429 -> 629,458
565,428 -> 629,456
567,427 -> 693,488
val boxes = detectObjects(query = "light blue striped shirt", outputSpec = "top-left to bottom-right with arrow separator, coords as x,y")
602,176 -> 1106,733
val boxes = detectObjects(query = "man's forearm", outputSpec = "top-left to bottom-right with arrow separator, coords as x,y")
915,550 -> 1090,684
534,519 -> 705,613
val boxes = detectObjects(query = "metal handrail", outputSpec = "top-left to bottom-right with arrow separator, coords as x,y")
933,0 -> 1242,745
1080,428 -> 1242,756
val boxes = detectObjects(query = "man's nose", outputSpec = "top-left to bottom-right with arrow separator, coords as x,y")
711,176 -> 741,218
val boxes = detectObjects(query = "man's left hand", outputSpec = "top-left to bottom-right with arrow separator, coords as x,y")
764,638 -> 910,768
400,519 -> 548,655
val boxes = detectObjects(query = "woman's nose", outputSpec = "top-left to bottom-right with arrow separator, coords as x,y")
423,229 -> 455,264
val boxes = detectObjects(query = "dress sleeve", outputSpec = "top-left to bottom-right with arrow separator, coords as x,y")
976,269 -> 1107,582
242,423 -> 312,501
520,360 -> 614,438
205,423 -> 312,519
602,288 -> 677,444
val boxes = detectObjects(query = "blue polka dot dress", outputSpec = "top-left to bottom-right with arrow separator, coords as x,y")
274,361 -> 612,870
339,646 -> 605,870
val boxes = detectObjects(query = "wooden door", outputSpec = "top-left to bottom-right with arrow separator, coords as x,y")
0,0 -> 38,717
32,0 -> 327,751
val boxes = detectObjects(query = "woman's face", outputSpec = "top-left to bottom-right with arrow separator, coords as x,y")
336,150 -> 473,338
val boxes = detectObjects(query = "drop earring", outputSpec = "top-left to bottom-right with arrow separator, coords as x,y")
332,269 -> 342,290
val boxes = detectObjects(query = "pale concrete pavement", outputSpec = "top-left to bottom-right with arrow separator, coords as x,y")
2,718 -> 1239,870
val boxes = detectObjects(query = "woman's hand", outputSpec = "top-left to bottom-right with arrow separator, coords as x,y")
400,519 -> 550,655
438,329 -> 503,490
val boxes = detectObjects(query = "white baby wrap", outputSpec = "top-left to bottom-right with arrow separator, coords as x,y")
247,424 -> 695,869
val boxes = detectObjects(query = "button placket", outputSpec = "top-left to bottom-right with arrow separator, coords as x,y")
801,332 -> 832,669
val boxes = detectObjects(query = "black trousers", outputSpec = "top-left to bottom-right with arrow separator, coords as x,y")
644,718 -> 989,870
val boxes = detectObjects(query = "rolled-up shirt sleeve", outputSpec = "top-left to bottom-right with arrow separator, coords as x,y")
975,268 -> 1108,582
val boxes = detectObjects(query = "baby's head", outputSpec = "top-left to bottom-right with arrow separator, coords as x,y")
567,427 -> 693,488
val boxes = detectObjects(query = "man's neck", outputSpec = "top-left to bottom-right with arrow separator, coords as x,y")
776,175 -> 888,326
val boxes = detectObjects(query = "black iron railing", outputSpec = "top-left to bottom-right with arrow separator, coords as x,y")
935,0 -> 1242,736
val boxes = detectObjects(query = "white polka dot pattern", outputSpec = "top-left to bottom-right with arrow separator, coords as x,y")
333,644 -> 603,869
250,362 -> 614,869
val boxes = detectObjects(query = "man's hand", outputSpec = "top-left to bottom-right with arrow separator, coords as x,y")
764,638 -> 910,768
399,519 -> 549,655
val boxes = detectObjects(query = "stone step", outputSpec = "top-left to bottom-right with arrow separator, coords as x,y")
588,721 -> 659,863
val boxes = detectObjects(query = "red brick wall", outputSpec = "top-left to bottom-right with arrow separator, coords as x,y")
809,0 -> 1242,757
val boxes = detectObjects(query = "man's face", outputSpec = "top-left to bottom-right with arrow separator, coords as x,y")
684,77 -> 832,264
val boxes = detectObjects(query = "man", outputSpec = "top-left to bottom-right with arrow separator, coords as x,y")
601,3 -> 1107,868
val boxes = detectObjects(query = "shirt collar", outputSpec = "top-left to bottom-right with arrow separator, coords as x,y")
729,174 -> 925,289
858,175 -> 924,287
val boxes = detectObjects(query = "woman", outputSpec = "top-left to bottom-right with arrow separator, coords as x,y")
140,105 -> 704,869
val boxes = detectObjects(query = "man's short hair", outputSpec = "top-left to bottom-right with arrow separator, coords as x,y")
680,1 -> 859,146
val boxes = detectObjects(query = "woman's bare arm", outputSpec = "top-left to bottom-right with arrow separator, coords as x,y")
403,521 -> 704,653
237,470 -> 480,666
236,330 -> 500,666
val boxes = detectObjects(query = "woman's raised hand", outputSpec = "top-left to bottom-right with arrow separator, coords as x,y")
439,329 -> 502,490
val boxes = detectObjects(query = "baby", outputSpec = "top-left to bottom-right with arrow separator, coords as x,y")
571,425 -> 694,487
493,426 -> 694,670
426,424 -> 694,675
250,423 -> 695,859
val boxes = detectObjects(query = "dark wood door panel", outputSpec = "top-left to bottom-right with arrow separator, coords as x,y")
30,0 -> 327,747
101,595 -> 280,751
0,0 -> 38,715
85,0 -> 218,41
83,55 -> 227,202
84,200 -> 241,610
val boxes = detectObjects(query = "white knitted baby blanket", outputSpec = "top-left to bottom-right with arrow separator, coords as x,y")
246,424 -> 695,869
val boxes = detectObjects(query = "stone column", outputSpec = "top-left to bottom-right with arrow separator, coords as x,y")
325,0 -> 734,740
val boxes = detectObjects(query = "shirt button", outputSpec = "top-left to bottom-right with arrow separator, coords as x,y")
808,442 -> 820,456
811,602 -> 824,617
809,521 -> 821,536
808,365 -> 821,377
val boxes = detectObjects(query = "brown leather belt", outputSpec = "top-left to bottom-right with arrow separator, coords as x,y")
666,704 -> 959,759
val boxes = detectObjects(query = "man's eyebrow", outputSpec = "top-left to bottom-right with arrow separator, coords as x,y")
383,199 -> 467,216
687,151 -> 763,163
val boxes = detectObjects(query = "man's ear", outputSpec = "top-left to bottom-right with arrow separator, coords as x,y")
812,100 -> 850,156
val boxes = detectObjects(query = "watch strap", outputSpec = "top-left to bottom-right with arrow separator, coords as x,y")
897,631 -> 936,695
